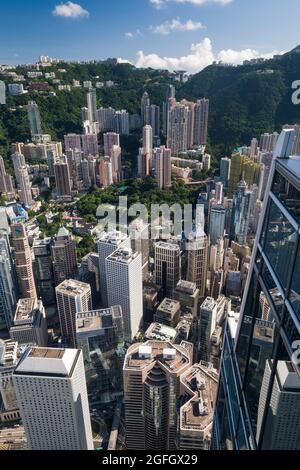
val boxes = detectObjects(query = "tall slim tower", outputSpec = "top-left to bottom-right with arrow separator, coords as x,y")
167,104 -> 188,156
51,227 -> 78,286
56,279 -> 92,347
11,223 -> 37,300
105,247 -> 143,342
87,88 -> 97,124
33,238 -> 55,306
96,230 -> 130,307
194,98 -> 209,146
18,166 -> 33,208
186,228 -> 209,300
13,347 -> 93,450
27,101 -> 42,137
154,241 -> 180,298
154,146 -> 171,189
0,232 -> 18,328
54,156 -> 72,198
141,91 -> 150,126
0,156 -> 14,195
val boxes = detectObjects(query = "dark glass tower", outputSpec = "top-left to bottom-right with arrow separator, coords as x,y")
212,129 -> 300,450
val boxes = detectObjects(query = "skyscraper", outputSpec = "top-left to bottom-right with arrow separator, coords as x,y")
0,340 -> 20,422
114,110 -> 129,135
96,230 -> 130,307
220,157 -> 231,188
11,223 -> 37,300
105,248 -> 143,342
209,204 -> 226,245
163,85 -> 175,136
33,238 -> 55,306
27,101 -> 42,137
194,98 -> 209,146
154,241 -> 180,297
0,156 -> 14,196
167,104 -> 188,156
198,297 -> 218,362
10,298 -> 48,347
56,279 -> 92,347
256,360 -> 300,449
87,88 -> 97,124
123,340 -> 193,450
141,91 -> 150,126
64,133 -> 82,152
51,226 -> 78,286
12,152 -> 26,187
178,362 -> 218,450
212,129 -> 300,450
0,232 -> 18,329
76,306 -> 125,405
0,81 -> 6,105
54,156 -> 72,198
13,347 -> 93,450
187,228 -> 209,300
18,166 -> 33,208
230,180 -> 252,244
103,132 -> 120,156
146,104 -> 160,138
154,145 -> 172,189
81,133 -> 98,158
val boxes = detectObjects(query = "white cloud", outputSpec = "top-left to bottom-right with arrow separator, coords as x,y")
134,37 -> 282,74
125,29 -> 142,39
53,2 -> 89,19
150,18 -> 205,35
150,0 -> 233,8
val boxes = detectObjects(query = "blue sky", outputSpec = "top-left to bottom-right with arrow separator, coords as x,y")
0,0 -> 299,73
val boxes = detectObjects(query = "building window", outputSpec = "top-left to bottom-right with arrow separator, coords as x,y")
263,200 -> 297,290
272,171 -> 300,223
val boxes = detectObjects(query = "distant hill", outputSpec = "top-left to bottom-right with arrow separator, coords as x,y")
1,48 -> 300,162
179,46 -> 300,153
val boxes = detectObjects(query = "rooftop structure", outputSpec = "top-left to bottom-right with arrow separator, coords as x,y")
145,322 -> 177,342
178,362 -> 218,449
15,347 -> 78,377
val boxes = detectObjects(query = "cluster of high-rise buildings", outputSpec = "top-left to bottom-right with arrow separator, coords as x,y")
0,70 -> 300,452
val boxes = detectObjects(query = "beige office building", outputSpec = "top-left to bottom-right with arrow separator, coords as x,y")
187,228 -> 209,299
56,279 -> 92,347
11,223 -> 37,300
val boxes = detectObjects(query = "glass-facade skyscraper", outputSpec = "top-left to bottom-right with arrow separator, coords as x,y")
213,129 -> 300,450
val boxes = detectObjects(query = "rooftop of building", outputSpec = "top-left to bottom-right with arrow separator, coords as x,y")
76,306 -> 122,334
200,297 -> 217,311
124,340 -> 192,373
13,298 -> 38,324
97,230 -> 129,245
180,363 -> 218,433
154,241 -> 180,251
106,247 -> 139,264
275,360 -> 300,391
0,340 -> 18,367
175,280 -> 198,296
56,279 -> 91,296
145,323 -> 177,342
157,298 -> 180,315
14,347 -> 79,377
